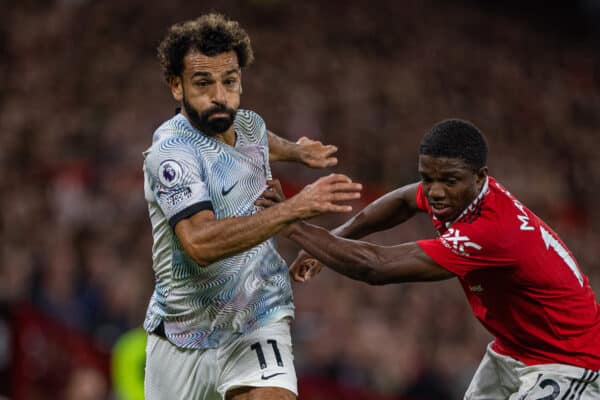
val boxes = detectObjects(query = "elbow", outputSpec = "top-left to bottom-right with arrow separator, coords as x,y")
189,251 -> 212,268
353,246 -> 388,286
180,241 -> 215,268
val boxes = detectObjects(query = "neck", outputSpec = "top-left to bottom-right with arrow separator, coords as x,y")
214,127 -> 236,146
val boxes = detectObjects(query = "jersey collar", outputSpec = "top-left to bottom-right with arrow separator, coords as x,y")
439,176 -> 490,230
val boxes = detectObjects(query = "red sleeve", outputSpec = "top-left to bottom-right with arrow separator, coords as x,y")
415,183 -> 431,213
417,219 -> 516,279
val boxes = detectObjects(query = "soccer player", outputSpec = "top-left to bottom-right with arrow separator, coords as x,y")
142,14 -> 361,400
278,119 -> 600,399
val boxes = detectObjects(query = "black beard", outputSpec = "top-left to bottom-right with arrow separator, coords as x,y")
182,96 -> 237,137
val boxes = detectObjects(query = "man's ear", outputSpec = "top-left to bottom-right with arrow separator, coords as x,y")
170,76 -> 183,102
477,166 -> 489,185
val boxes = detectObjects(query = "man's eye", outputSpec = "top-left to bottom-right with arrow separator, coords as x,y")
224,79 -> 237,86
195,81 -> 210,87
446,179 -> 458,185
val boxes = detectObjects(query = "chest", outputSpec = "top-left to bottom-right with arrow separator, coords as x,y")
204,143 -> 270,218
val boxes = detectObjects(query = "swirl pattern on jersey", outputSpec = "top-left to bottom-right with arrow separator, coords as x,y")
142,110 -> 294,349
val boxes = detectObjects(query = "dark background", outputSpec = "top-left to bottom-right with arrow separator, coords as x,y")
1,0 -> 599,398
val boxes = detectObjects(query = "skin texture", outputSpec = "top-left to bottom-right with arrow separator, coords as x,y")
285,155 -> 488,285
418,155 -> 487,223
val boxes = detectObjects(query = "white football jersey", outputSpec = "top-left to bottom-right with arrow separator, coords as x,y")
142,110 -> 294,349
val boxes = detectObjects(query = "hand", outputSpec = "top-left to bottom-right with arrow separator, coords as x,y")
289,250 -> 324,283
296,137 -> 338,169
255,180 -> 286,208
285,173 -> 362,219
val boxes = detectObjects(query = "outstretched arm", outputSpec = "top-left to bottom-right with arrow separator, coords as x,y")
290,182 -> 422,282
268,131 -> 338,168
175,174 -> 361,267
332,182 -> 421,238
285,222 -> 454,284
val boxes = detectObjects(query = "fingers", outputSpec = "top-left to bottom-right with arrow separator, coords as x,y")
256,179 -> 286,208
330,182 -> 363,194
289,260 -> 306,282
316,175 -> 363,198
318,173 -> 353,184
330,190 -> 362,202
322,144 -> 338,157
292,264 -> 308,283
296,136 -> 313,145
290,256 -> 321,283
267,179 -> 284,198
312,156 -> 338,168
297,137 -> 339,169
304,262 -> 323,280
324,204 -> 353,213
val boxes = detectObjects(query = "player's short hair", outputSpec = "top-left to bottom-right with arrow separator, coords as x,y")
157,13 -> 254,83
419,119 -> 488,170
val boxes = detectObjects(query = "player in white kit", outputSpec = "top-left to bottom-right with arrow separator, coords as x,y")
142,13 -> 362,400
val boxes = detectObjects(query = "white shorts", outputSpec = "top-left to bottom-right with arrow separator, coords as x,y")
465,343 -> 600,400
144,318 -> 297,400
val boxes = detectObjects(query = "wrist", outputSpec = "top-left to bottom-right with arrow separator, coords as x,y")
291,143 -> 304,164
283,221 -> 303,238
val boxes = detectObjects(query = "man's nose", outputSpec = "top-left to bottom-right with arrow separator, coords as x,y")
429,182 -> 446,201
212,82 -> 226,104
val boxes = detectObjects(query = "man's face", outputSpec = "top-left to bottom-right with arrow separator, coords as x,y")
418,155 -> 487,223
170,50 -> 241,136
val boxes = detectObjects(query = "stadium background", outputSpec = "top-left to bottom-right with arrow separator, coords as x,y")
1,0 -> 599,399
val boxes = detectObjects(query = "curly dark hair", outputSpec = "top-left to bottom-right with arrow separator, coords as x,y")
419,119 -> 488,170
157,13 -> 254,83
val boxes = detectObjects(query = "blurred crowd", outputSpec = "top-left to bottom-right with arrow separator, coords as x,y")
1,0 -> 599,399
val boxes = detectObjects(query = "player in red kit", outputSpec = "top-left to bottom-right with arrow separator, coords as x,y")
265,119 -> 600,399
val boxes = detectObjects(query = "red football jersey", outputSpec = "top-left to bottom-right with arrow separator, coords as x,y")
416,176 -> 600,369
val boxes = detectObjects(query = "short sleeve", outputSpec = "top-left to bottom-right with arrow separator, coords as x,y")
144,137 -> 213,228
235,109 -> 272,180
417,220 -> 516,278
415,183 -> 430,212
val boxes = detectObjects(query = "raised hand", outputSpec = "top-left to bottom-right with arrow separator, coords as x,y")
296,137 -> 338,169
284,174 -> 361,219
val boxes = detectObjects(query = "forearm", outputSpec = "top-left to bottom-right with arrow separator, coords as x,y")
268,131 -> 300,162
332,183 -> 420,239
287,221 -> 452,284
183,202 -> 298,265
287,222 -> 383,283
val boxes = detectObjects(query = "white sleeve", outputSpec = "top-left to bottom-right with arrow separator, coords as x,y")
145,136 -> 213,227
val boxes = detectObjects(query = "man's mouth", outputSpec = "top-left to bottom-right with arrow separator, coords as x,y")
209,112 -> 230,118
430,203 -> 453,219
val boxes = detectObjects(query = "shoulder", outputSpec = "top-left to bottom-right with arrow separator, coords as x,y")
236,109 -> 265,126
235,109 -> 267,141
449,196 -> 518,257
145,133 -> 205,178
